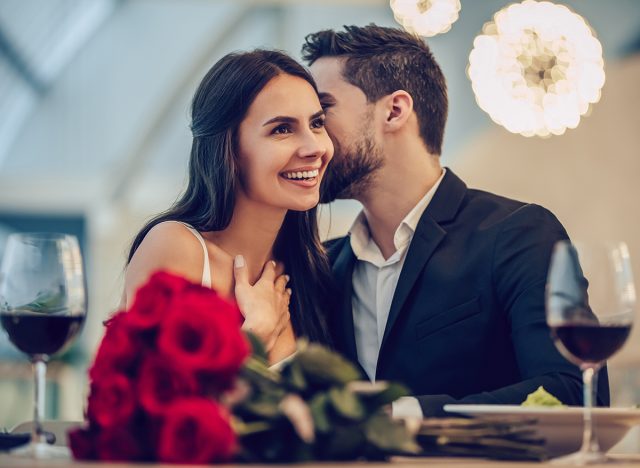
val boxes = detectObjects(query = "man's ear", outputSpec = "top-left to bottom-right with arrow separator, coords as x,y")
382,90 -> 413,133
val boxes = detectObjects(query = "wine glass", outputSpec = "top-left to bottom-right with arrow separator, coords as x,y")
0,233 -> 87,459
546,240 -> 635,465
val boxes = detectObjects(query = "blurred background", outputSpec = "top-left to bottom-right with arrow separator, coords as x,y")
0,0 -> 639,445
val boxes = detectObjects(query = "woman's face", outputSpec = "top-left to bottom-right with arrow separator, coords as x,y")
236,73 -> 334,212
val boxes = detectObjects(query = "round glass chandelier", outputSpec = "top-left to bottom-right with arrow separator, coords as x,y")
390,0 -> 461,37
468,0 -> 605,137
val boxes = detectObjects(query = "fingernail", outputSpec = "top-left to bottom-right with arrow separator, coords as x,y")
271,260 -> 277,267
285,275 -> 290,283
286,288 -> 292,295
234,254 -> 245,268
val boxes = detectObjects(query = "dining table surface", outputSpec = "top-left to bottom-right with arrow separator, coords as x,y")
2,454 -> 640,467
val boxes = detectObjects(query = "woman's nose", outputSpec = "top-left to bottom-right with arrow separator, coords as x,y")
297,132 -> 326,159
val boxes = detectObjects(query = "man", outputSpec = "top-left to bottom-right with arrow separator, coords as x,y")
302,24 -> 609,417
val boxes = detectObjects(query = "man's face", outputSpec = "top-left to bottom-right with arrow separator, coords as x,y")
310,58 -> 384,203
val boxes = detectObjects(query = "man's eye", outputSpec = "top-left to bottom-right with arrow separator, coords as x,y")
320,97 -> 337,110
311,118 -> 325,129
272,124 -> 292,135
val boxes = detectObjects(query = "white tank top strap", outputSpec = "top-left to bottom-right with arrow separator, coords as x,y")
166,221 -> 212,288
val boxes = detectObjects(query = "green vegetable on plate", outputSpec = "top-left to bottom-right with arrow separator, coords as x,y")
521,386 -> 564,407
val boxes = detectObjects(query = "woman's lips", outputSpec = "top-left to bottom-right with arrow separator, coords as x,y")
280,174 -> 319,188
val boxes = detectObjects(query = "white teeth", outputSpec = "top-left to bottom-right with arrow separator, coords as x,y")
283,169 -> 320,180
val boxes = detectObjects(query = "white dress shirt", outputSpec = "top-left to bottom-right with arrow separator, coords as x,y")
349,169 -> 446,418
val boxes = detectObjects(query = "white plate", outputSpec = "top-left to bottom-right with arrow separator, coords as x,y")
444,404 -> 640,457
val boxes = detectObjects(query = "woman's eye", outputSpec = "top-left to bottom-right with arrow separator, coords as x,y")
311,118 -> 325,129
272,124 -> 292,135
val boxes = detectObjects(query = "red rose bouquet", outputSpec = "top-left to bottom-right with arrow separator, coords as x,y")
69,271 -> 250,464
70,271 -> 421,464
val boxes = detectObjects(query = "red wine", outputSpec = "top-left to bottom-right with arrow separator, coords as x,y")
0,313 -> 84,356
551,323 -> 631,365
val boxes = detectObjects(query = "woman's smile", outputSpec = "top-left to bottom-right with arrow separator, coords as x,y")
280,165 -> 322,188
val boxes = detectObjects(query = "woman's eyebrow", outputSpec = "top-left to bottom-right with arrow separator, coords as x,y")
263,110 -> 324,127
263,115 -> 297,126
309,110 -> 325,120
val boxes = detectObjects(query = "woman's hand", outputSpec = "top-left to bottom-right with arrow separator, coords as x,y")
269,322 -> 297,365
233,255 -> 291,351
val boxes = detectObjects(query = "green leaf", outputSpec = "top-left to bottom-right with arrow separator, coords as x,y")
237,422 -> 296,462
241,357 -> 282,387
232,341 -> 421,462
236,380 -> 284,419
309,393 -> 331,433
242,397 -> 281,418
321,425 -> 366,459
364,412 -> 421,455
283,361 -> 307,392
328,386 -> 365,420
232,419 -> 272,436
359,382 -> 409,408
245,331 -> 268,362
296,344 -> 362,385
374,382 -> 408,404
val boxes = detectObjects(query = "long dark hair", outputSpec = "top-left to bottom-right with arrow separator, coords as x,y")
128,50 -> 332,346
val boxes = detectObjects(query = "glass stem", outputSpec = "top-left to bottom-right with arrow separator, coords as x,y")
31,355 -> 47,445
580,366 -> 601,454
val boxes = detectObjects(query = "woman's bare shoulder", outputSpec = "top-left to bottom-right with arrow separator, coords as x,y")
124,221 -> 205,305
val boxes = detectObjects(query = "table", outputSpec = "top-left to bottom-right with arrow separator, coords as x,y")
2,455 -> 640,467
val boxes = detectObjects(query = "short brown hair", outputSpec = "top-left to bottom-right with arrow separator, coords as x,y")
302,24 -> 448,155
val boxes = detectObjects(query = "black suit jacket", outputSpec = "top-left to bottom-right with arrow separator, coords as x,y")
327,169 -> 610,416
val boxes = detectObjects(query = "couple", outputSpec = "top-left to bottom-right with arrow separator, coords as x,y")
124,25 -> 609,417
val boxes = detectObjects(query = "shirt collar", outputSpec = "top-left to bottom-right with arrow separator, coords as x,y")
349,168 -> 446,261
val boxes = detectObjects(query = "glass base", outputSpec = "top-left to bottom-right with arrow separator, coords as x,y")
552,449 -> 611,465
8,441 -> 71,459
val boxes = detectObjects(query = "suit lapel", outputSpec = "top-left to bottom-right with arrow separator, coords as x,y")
380,217 -> 445,348
379,169 -> 468,353
331,238 -> 359,364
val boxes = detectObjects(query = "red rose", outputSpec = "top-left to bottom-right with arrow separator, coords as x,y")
156,291 -> 249,383
90,312 -> 141,380
127,271 -> 191,330
186,283 -> 245,324
95,426 -> 145,461
158,398 -> 236,464
76,272 -> 247,463
87,373 -> 137,428
137,354 -> 199,415
68,427 -> 96,460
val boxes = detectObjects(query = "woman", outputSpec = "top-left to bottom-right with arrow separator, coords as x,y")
124,50 -> 334,364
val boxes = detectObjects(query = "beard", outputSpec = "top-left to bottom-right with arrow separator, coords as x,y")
320,129 -> 384,204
